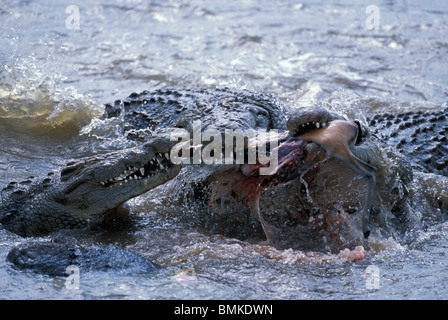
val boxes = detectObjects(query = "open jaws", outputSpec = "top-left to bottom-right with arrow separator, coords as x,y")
298,120 -> 377,239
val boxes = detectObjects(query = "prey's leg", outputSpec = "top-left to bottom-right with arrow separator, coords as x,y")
251,192 -> 278,243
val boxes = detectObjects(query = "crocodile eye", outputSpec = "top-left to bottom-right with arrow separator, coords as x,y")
354,120 -> 363,145
60,162 -> 85,181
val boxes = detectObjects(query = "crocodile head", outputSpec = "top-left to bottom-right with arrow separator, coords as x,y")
280,107 -> 414,240
0,137 -> 181,236
207,105 -> 414,242
57,138 -> 179,213
236,115 -> 376,240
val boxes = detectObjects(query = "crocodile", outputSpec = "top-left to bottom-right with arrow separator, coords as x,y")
367,110 -> 448,176
7,241 -> 158,276
1,88 -> 447,273
0,138 -> 180,237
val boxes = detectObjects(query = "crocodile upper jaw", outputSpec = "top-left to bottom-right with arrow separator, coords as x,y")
55,140 -> 181,215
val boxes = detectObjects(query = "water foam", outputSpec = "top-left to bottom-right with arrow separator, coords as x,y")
0,57 -> 103,138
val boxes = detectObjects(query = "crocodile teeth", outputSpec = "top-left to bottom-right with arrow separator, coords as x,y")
321,122 -> 326,127
99,150 -> 175,188
316,122 -> 320,128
